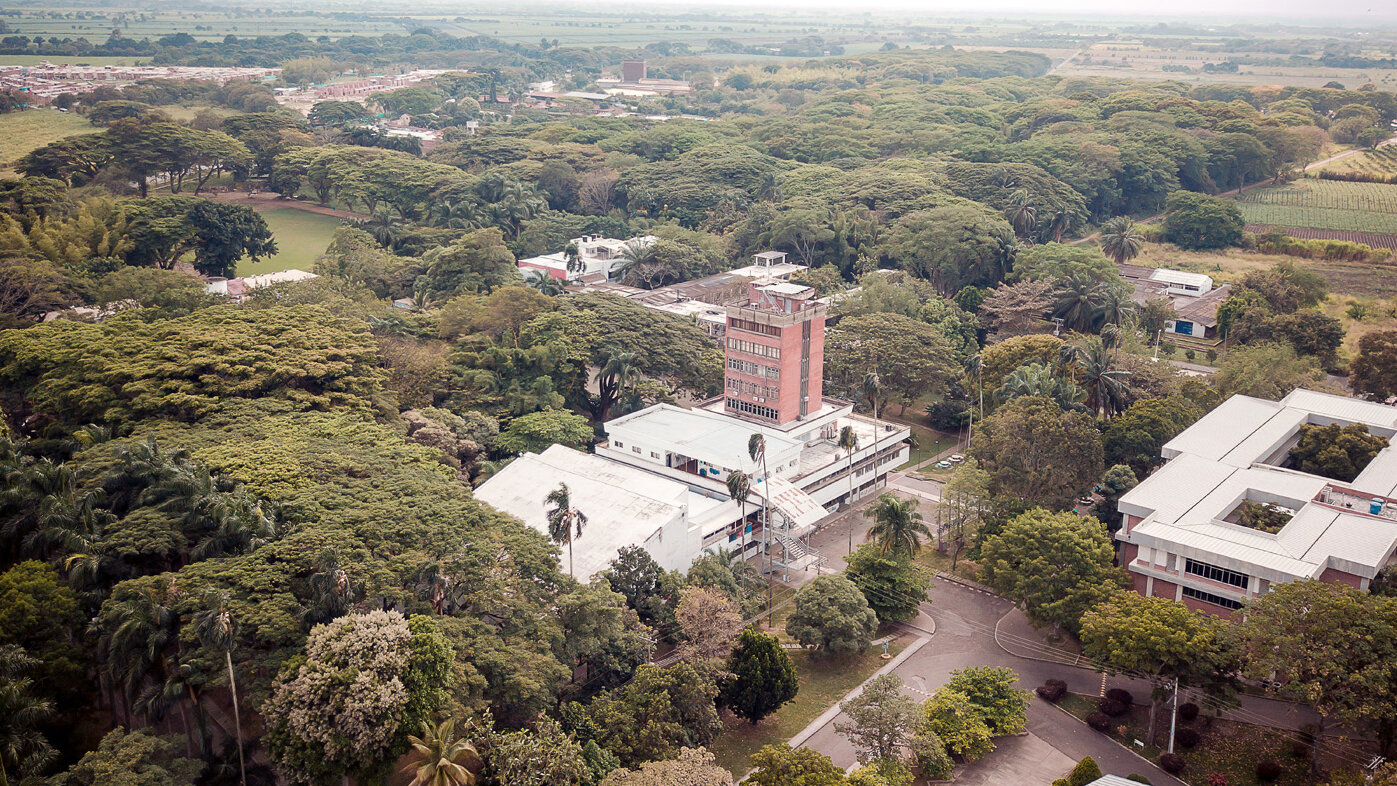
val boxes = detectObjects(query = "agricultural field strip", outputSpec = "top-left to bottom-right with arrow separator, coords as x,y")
1236,180 -> 1397,235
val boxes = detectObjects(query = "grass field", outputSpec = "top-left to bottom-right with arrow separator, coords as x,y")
238,208 -> 343,277
707,638 -> 906,777
0,109 -> 97,174
1235,180 -> 1397,235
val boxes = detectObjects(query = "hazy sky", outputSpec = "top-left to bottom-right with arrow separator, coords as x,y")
621,0 -> 1397,23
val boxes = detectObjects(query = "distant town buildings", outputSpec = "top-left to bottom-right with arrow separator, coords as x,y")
0,62 -> 277,103
277,69 -> 452,105
1117,389 -> 1397,616
595,57 -> 692,96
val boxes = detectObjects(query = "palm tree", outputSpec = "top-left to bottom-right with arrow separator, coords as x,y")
1095,284 -> 1135,330
990,226 -> 1022,280
1070,337 -> 1133,417
748,433 -> 773,619
613,240 -> 660,287
995,362 -> 1088,412
864,493 -> 932,558
564,242 -> 582,274
724,470 -> 751,558
0,645 -> 57,786
99,584 -> 179,728
191,489 -> 281,562
1099,217 -> 1144,266
595,348 -> 641,422
1046,208 -> 1077,243
194,590 -> 246,786
1054,272 -> 1105,333
304,550 -> 357,628
402,718 -> 482,786
525,270 -> 564,296
545,483 -> 588,579
838,425 -> 860,556
1006,189 -> 1037,240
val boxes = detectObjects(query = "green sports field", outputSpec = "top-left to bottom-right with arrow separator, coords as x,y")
238,208 -> 343,277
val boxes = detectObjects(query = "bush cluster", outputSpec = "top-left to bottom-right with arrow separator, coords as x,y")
1105,688 -> 1134,706
1175,728 -> 1201,749
1086,712 -> 1112,731
1098,698 -> 1129,717
1178,702 -> 1200,722
1257,761 -> 1283,782
1036,679 -> 1068,702
1159,753 -> 1186,774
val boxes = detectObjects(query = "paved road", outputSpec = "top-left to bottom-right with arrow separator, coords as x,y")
790,517 -> 1322,784
794,579 -> 1184,783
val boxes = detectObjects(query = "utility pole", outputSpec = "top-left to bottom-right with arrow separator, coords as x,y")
1167,676 -> 1180,753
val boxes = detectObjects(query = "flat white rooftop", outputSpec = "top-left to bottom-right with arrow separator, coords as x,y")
474,444 -> 698,580
606,404 -> 803,473
1121,389 -> 1397,583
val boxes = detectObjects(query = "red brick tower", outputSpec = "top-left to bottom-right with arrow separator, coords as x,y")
723,281 -> 826,425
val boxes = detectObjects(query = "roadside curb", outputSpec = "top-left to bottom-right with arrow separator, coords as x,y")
788,633 -> 934,750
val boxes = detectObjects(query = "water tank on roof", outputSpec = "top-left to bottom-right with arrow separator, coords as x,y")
1371,498 -> 1385,516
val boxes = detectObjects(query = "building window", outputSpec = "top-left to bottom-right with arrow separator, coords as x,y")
732,318 -> 787,336
1184,558 -> 1249,590
727,338 -> 780,359
650,451 -> 660,459
726,358 -> 779,379
726,398 -> 778,421
726,377 -> 778,398
1181,586 -> 1244,610
614,441 -> 623,448
632,446 -> 641,454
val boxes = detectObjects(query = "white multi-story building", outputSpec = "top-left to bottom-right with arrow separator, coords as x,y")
516,234 -> 656,283
1117,389 -> 1397,615
475,281 -> 909,579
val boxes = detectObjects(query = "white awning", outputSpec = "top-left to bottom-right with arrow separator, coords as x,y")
761,476 -> 827,538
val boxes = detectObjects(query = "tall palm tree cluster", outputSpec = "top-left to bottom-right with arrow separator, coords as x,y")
993,336 -> 1132,417
364,173 -> 549,252
1052,272 -> 1135,334
0,436 -> 284,605
0,434 -> 286,783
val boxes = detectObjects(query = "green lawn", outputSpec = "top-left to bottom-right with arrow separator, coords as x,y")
238,208 -> 344,277
895,421 -> 960,471
708,639 -> 907,777
0,109 -> 96,171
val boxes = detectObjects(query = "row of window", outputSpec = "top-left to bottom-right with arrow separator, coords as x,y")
729,317 -> 782,337
726,377 -> 779,398
727,338 -> 780,359
1182,586 -> 1244,611
727,357 -> 780,379
726,398 -> 779,421
1184,558 -> 1249,590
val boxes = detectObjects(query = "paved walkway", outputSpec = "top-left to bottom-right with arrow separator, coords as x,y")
206,189 -> 372,220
